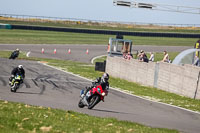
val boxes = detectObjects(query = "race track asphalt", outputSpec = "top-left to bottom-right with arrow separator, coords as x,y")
0,44 -> 199,133
0,44 -> 192,63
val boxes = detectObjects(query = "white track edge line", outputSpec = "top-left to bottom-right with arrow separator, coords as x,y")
91,54 -> 107,64
26,51 -> 31,57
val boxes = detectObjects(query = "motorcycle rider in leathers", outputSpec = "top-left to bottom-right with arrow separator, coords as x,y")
9,65 -> 25,86
83,73 -> 109,97
9,48 -> 20,59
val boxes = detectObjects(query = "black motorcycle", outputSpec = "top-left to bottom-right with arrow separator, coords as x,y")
9,51 -> 19,59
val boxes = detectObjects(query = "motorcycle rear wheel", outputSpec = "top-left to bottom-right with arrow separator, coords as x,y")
88,95 -> 101,109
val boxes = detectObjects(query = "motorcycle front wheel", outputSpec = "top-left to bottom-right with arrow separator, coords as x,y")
78,99 -> 85,108
11,83 -> 18,92
88,95 -> 101,109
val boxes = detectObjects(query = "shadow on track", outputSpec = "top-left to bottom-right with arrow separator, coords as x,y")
15,91 -> 41,95
92,108 -> 134,115
0,77 -> 7,86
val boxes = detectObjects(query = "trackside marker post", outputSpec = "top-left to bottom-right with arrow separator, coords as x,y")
68,49 -> 71,54
86,49 -> 89,54
42,48 -> 44,54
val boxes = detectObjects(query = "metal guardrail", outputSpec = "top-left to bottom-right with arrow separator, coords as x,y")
0,13 -> 200,27
11,24 -> 200,38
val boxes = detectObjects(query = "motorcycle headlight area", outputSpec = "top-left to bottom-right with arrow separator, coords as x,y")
102,92 -> 106,96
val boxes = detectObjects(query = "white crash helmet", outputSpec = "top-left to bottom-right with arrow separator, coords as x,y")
102,73 -> 109,82
18,65 -> 23,69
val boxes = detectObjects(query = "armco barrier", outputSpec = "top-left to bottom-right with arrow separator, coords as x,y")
106,56 -> 200,99
0,24 -> 11,29
11,24 -> 200,38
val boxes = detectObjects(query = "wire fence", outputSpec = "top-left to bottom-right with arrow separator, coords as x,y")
0,13 -> 200,28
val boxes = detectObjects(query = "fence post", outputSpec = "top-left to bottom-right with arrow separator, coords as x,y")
194,71 -> 200,99
153,62 -> 159,88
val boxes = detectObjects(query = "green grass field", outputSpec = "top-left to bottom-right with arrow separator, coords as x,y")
0,100 -> 178,133
0,29 -> 197,46
0,29 -> 114,44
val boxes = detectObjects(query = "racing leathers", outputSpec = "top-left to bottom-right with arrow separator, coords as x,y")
9,50 -> 19,59
83,77 -> 109,96
9,67 -> 25,85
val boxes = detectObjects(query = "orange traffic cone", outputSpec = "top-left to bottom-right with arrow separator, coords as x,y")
54,49 -> 56,54
42,48 -> 44,54
86,49 -> 89,54
68,49 -> 71,54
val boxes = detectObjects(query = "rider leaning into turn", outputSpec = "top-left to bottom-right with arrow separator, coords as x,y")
9,65 -> 25,85
9,48 -> 20,59
83,73 -> 110,96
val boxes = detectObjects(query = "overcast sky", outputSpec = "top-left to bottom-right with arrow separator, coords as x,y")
1,0 -> 200,25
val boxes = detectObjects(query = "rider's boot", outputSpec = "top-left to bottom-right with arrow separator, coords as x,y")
9,82 -> 11,86
9,77 -> 12,86
83,94 -> 89,106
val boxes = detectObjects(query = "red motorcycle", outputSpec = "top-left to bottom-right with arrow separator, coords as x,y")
78,85 -> 108,109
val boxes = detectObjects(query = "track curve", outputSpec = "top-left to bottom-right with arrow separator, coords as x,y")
0,58 -> 199,133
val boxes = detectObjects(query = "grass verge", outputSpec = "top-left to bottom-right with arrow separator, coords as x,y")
0,100 -> 178,133
0,51 -> 200,113
0,29 -> 197,46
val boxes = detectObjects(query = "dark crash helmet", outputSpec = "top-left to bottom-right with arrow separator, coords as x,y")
102,73 -> 109,83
